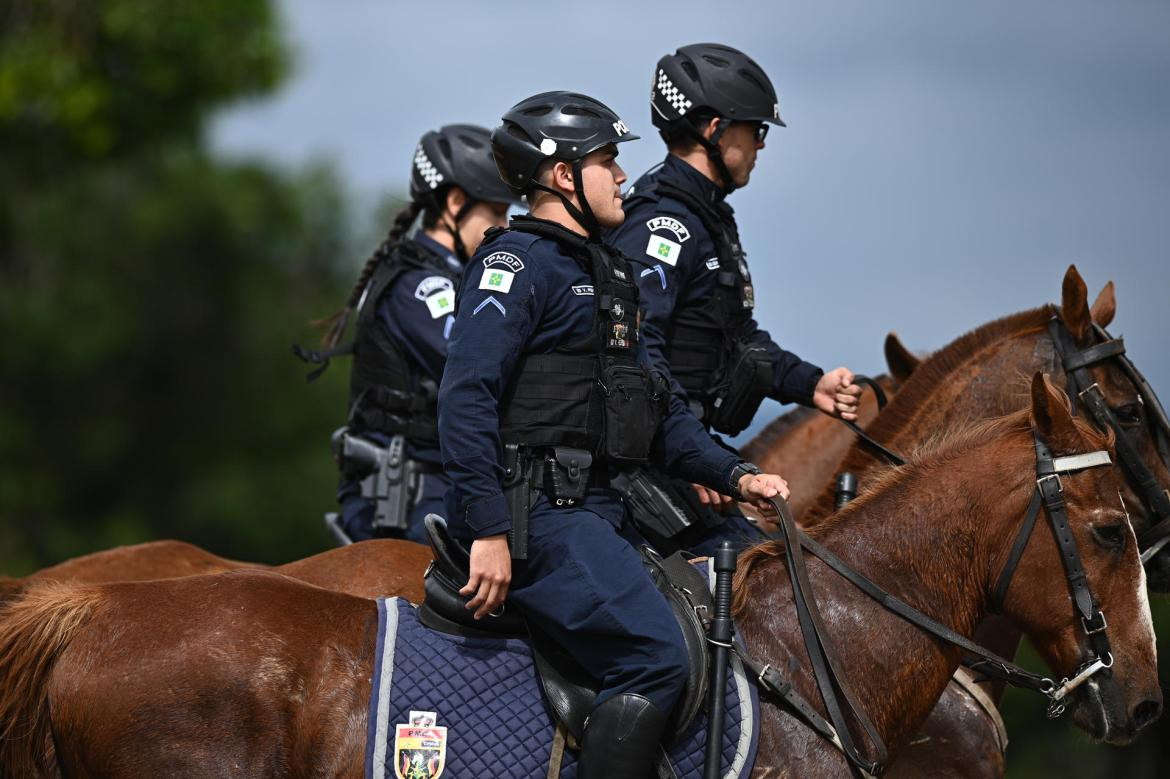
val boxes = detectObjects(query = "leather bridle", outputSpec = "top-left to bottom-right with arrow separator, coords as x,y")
737,435 -> 1118,777
1047,310 -> 1170,562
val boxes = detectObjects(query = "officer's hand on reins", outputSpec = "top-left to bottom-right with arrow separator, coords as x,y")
737,473 -> 790,512
692,483 -> 734,510
462,534 -> 512,619
813,367 -> 863,421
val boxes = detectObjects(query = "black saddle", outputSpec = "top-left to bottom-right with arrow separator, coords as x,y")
419,514 -> 713,742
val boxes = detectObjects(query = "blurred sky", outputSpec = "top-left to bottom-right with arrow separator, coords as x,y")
212,0 -> 1170,441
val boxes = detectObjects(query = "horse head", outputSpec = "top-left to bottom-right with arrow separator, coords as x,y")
1001,373 -> 1161,744
1057,265 -> 1170,589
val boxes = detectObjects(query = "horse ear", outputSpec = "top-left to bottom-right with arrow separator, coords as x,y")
1090,281 -> 1116,328
1061,265 -> 1092,342
884,332 -> 920,385
1030,372 -> 1081,453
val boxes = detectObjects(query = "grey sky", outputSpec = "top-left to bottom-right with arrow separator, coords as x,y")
212,0 -> 1170,443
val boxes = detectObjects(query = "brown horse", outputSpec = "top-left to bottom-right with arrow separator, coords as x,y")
803,266 -> 1170,571
3,538 -> 432,606
0,375 -> 1159,777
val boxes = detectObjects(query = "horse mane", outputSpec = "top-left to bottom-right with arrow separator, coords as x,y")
855,306 -> 1052,448
739,405 -> 818,463
0,581 -> 104,776
733,399 -> 1111,614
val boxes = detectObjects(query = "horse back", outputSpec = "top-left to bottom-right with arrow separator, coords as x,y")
45,569 -> 376,777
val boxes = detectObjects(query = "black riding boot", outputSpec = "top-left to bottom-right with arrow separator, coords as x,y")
577,693 -> 668,779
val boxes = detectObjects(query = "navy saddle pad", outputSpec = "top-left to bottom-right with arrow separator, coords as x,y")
365,565 -> 759,779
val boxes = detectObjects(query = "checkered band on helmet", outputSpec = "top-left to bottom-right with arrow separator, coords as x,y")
655,69 -> 693,117
413,145 -> 445,190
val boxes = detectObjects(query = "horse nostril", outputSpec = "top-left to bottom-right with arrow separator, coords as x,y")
1132,699 -> 1162,730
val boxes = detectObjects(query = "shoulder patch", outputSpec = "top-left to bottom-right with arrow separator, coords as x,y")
414,275 -> 453,301
479,268 -> 515,294
482,252 -> 525,272
705,257 -> 720,270
415,275 -> 456,319
572,285 -> 594,296
645,233 -> 682,267
646,216 -> 691,243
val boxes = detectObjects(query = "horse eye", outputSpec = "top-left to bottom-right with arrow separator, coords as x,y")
1114,402 -> 1144,427
1091,522 -> 1127,551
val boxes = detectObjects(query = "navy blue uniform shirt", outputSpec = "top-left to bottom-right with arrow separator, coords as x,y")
608,154 -> 823,408
437,219 -> 743,540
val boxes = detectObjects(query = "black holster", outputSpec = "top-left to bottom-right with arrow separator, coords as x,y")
614,467 -> 693,540
503,443 -> 531,560
541,446 -> 593,507
332,429 -> 415,531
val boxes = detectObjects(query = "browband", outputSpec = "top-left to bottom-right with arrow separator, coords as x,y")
1051,451 -> 1112,473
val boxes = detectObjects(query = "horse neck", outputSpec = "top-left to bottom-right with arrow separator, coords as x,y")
805,325 -> 1050,523
738,432 -> 1035,752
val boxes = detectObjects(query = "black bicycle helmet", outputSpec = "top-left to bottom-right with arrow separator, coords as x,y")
491,91 -> 638,236
651,43 -> 784,192
410,124 -> 517,259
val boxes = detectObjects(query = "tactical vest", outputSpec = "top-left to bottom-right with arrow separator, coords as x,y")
490,217 -> 668,466
629,180 -> 771,436
348,240 -> 460,446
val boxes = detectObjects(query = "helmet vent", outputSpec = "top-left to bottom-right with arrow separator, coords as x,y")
461,135 -> 485,149
562,105 -> 603,119
505,122 -> 535,143
701,54 -> 730,68
680,60 -> 699,81
739,69 -> 767,93
437,138 -> 453,159
521,106 -> 552,117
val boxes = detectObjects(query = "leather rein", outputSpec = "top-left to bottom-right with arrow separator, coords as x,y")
735,438 -> 1117,777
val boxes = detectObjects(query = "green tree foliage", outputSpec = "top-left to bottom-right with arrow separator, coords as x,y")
0,0 -> 351,572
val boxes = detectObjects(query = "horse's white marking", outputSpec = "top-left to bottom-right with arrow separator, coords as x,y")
1134,547 -> 1157,663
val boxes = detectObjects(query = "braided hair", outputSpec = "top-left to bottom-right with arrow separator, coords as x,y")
316,199 -> 433,348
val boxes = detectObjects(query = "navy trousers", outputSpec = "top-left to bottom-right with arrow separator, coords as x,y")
506,493 -> 690,713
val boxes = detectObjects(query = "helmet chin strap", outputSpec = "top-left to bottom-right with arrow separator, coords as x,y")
529,159 -> 602,238
441,199 -> 477,262
688,118 -> 737,195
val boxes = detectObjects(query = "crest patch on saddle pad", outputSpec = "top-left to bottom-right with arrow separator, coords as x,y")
646,234 -> 682,266
482,252 -> 524,272
646,216 -> 691,243
393,716 -> 447,779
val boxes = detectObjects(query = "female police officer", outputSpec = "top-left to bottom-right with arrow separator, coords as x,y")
437,92 -> 787,777
309,124 -> 516,543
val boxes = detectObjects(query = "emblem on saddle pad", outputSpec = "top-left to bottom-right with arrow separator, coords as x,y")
393,710 -> 447,779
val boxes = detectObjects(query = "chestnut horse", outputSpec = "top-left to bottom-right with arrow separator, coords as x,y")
0,376 -> 1159,777
1,539 -> 431,607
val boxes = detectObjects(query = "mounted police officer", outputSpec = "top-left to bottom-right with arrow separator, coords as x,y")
438,91 -> 789,778
304,125 -> 516,543
608,43 -> 862,552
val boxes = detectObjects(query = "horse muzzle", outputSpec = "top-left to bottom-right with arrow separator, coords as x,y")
1071,675 -> 1162,745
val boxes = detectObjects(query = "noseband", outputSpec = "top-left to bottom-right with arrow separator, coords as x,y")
1048,312 -> 1170,560
738,435 -> 1118,777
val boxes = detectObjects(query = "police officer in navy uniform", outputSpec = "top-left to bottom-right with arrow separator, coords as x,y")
307,125 -> 516,543
438,92 -> 789,777
608,44 -> 862,552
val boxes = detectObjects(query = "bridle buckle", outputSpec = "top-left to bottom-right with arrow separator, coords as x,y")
1037,473 -> 1063,493
1082,611 -> 1108,635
